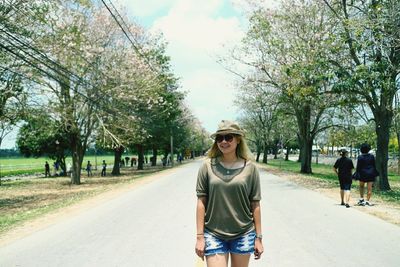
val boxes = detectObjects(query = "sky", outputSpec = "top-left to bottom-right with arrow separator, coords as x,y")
1,0 -> 273,149
117,0 -> 253,133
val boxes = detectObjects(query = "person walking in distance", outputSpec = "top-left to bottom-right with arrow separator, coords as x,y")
45,161 -> 50,177
101,160 -> 107,177
195,120 -> 264,267
333,149 -> 354,208
86,161 -> 92,177
356,143 -> 379,206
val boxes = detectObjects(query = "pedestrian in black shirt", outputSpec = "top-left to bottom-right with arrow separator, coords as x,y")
355,143 -> 378,206
101,160 -> 107,177
333,149 -> 354,208
45,161 -> 50,177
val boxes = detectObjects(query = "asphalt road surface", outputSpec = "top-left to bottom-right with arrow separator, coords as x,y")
1,160 -> 399,267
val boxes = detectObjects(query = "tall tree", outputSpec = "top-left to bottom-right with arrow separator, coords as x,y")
233,0 -> 341,173
236,78 -> 280,164
323,0 -> 400,190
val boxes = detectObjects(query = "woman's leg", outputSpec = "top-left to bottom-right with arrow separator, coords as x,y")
206,254 -> 229,267
366,182 -> 373,201
340,189 -> 345,204
231,253 -> 251,267
345,190 -> 351,204
359,181 -> 365,198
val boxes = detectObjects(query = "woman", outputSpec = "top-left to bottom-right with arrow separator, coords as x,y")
356,143 -> 378,206
195,120 -> 264,267
333,149 -> 354,208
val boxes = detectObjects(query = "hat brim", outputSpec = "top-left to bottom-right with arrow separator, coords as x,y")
210,130 -> 244,139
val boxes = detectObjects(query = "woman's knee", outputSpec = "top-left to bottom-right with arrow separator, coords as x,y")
206,253 -> 229,267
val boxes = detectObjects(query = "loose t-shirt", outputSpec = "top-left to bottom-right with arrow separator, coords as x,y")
333,157 -> 354,183
196,158 -> 261,240
356,153 -> 378,182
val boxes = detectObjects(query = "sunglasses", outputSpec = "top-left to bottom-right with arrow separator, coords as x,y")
215,134 -> 236,143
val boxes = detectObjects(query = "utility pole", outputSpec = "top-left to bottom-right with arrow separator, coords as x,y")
170,128 -> 174,167
94,144 -> 97,170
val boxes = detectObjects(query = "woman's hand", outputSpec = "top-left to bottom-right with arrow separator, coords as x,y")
254,238 -> 264,260
195,235 -> 206,260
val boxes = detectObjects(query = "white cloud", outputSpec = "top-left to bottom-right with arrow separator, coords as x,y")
117,0 -> 246,133
148,0 -> 245,132
183,68 -> 239,129
152,0 -> 243,51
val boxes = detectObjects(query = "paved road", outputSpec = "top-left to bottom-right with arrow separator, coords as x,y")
1,160 -> 399,267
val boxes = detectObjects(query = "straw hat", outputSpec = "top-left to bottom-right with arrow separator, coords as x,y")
210,120 -> 245,139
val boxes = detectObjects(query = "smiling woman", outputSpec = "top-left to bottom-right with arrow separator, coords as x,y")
195,120 -> 264,267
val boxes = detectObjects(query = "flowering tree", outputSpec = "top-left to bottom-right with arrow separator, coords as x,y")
322,0 -> 400,190
232,0 -> 342,173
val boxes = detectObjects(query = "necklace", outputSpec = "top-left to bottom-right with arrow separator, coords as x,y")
221,158 -> 238,174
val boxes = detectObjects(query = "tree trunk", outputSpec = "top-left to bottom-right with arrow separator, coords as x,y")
396,132 -> 400,175
137,144 -> 144,170
70,133 -> 83,185
71,151 -> 82,185
256,151 -> 260,162
285,147 -> 289,161
112,146 -> 124,175
262,142 -> 268,164
297,135 -> 301,162
273,142 -> 278,159
152,147 -> 157,166
375,113 -> 391,190
300,139 -> 313,173
296,104 -> 313,174
59,156 -> 66,176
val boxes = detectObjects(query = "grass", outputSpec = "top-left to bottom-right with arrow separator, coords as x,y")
264,158 -> 400,203
0,165 -> 169,235
0,155 -> 117,177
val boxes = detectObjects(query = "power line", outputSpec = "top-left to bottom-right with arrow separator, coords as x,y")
3,0 -> 167,89
0,30 -> 79,85
0,29 -> 130,116
0,30 -> 165,124
0,3 -> 173,132
100,0 -> 162,76
1,27 -> 139,109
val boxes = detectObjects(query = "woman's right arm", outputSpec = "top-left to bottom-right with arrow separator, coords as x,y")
195,196 -> 207,260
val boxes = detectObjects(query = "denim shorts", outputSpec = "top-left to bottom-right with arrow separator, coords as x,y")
204,230 -> 256,256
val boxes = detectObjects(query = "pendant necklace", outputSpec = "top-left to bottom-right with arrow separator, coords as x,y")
222,159 -> 237,174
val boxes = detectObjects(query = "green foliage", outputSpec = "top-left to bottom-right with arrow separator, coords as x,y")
16,111 -> 70,159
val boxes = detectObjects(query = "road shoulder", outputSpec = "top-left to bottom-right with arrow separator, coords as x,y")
256,162 -> 400,226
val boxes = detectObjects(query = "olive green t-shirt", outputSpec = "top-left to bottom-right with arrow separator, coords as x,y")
196,158 -> 261,240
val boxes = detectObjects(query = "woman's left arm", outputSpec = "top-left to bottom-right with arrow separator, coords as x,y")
252,201 -> 264,260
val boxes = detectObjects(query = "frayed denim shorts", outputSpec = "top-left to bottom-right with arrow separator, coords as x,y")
204,230 -> 256,256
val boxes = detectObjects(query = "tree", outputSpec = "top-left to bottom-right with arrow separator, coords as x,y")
323,0 -> 400,190
236,78 -> 280,163
16,111 -> 70,174
233,0 -> 341,173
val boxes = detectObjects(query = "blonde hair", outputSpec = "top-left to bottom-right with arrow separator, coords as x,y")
207,135 -> 254,161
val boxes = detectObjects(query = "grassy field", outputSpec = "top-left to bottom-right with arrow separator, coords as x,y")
0,165 -> 170,235
0,155 -> 125,177
264,159 -> 400,203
